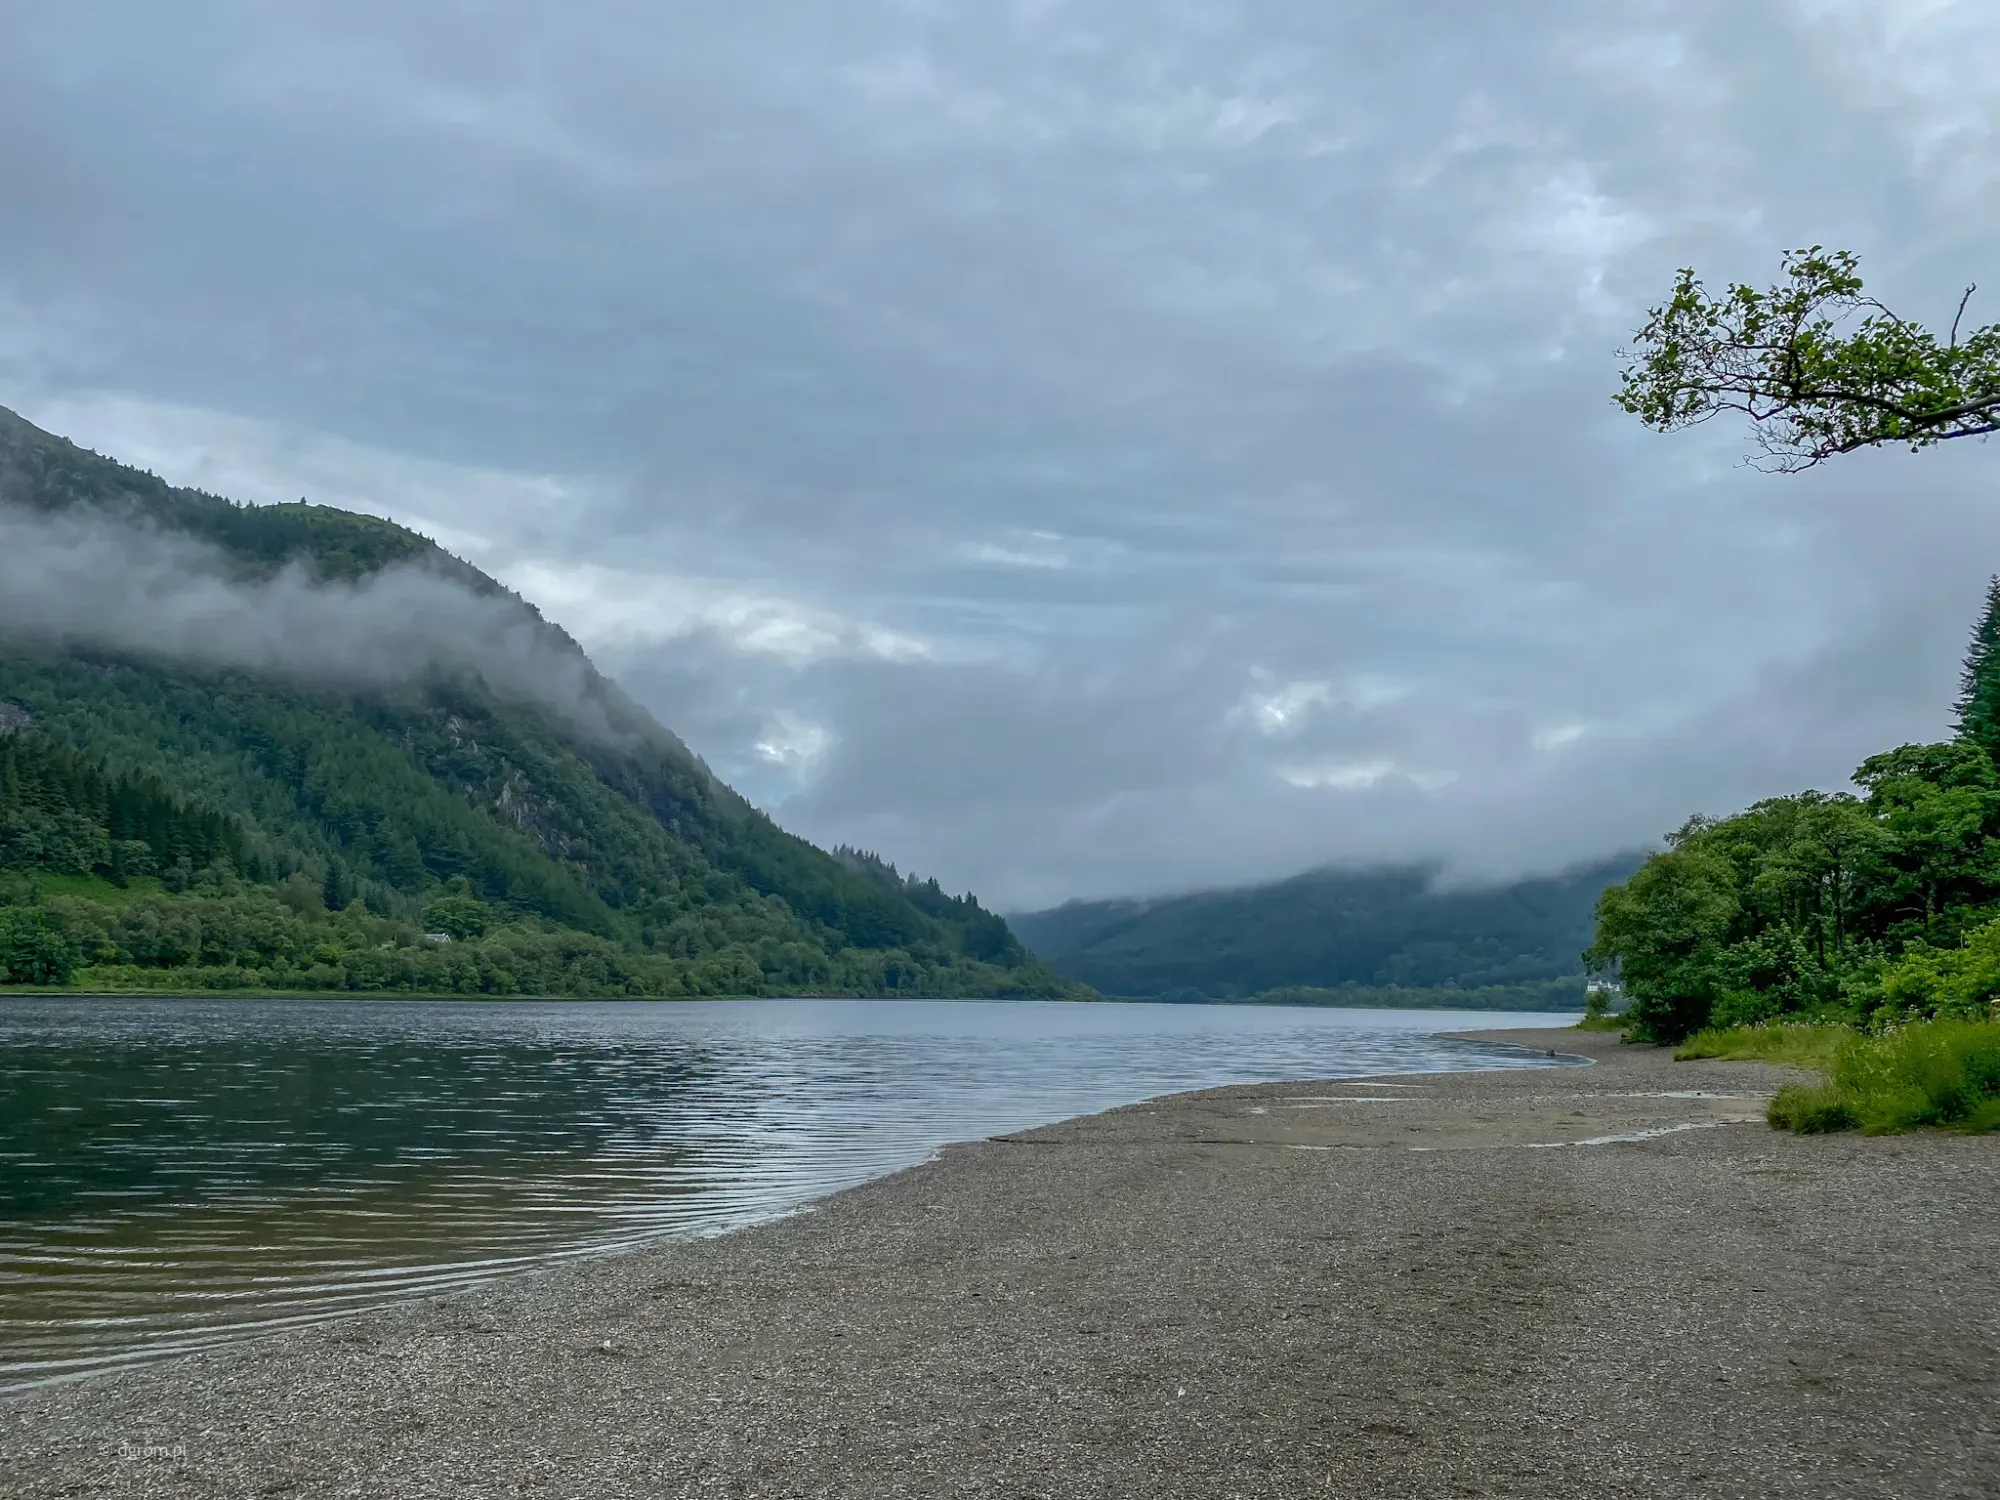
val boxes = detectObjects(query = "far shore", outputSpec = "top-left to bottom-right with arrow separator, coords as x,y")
5,1028 -> 1995,1498
0,986 -> 1585,1010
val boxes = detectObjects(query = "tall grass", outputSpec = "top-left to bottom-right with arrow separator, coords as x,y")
1685,1020 -> 2000,1135
1674,1023 -> 1846,1071
1782,1021 -> 2000,1134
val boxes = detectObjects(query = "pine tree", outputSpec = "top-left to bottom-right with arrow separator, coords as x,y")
1957,576 -> 2000,756
322,856 -> 355,912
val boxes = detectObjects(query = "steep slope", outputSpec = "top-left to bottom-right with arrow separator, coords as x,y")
0,406 -> 1074,998
1009,856 -> 1644,1006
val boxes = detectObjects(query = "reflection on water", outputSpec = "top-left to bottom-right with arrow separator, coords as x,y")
0,996 -> 1578,1387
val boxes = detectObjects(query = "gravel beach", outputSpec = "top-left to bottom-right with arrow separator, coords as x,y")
4,1027 -> 1997,1499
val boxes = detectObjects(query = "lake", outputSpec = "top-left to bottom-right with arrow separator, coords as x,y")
0,996 -> 1580,1388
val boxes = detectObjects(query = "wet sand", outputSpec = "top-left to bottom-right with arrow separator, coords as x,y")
4,1027 -> 1997,1498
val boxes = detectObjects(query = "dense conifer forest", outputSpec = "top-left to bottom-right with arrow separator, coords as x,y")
0,406 -> 1077,998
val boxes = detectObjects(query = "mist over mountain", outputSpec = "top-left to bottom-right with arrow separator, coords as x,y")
0,407 -> 659,745
0,407 -> 1074,998
1010,856 -> 1644,1007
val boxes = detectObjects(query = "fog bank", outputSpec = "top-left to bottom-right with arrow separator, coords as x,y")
0,506 -> 642,742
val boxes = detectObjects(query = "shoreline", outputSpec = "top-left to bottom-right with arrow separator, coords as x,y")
6,1028 -> 1997,1497
0,988 -> 1587,1010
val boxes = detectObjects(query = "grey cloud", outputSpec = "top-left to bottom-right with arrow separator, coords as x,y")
3,0 -> 1999,907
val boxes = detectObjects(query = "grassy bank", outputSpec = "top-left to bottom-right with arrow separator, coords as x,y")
1669,1019 -> 2000,1135
1674,1023 -> 1846,1071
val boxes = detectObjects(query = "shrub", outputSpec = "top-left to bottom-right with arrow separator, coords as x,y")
1711,987 -> 1781,1029
1874,917 -> 2000,1024
1833,1020 -> 2000,1132
1767,1085 -> 1859,1133
0,906 -> 78,985
1745,1019 -> 2000,1135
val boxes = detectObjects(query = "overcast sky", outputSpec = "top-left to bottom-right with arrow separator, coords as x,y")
4,1 -> 1999,910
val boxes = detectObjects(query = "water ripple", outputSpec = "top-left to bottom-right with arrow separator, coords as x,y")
0,996 -> 1577,1387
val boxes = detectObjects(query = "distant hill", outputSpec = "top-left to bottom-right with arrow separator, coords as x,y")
0,405 -> 1078,999
1008,857 -> 1645,1008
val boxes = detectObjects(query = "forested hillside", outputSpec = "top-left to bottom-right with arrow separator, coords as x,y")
0,405 -> 1076,998
1009,856 -> 1640,1006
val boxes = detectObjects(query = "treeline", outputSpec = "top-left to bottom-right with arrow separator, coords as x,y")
1010,857 -> 1638,1002
0,867 -> 1058,998
832,846 -> 1022,964
1,730 -> 242,882
1222,978 -> 1588,1011
1,402 -> 444,585
1590,580 -> 2000,1042
0,698 -> 1071,997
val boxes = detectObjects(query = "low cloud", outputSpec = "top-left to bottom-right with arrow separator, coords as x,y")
0,505 -> 648,744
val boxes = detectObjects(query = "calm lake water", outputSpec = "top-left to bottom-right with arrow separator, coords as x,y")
0,996 -> 1579,1388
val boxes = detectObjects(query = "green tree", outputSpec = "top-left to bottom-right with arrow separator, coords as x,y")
322,857 -> 356,913
1958,577 -> 2000,758
1852,741 -> 2000,941
1586,838 -> 1740,1042
1617,247 -> 2000,470
0,907 -> 77,985
422,887 -> 490,940
1739,793 -> 1887,974
1877,917 -> 2000,1023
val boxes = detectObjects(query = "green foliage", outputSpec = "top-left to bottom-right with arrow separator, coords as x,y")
1765,1021 -> 2000,1135
422,882 -> 490,940
1590,578 -> 2000,1046
1676,1019 -> 2000,1135
1588,839 -> 1741,1041
1873,915 -> 2000,1024
1617,246 -> 2000,470
1589,739 -> 2000,1042
0,814 -> 1069,1000
1766,1085 -> 1861,1135
0,730 -> 242,880
1957,577 -> 2000,758
1674,1022 -> 1847,1071
321,855 -> 358,913
21,872 -> 168,906
1011,858 -> 1637,1002
0,905 -> 76,985
0,406 -> 1080,1000
1579,981 -> 1627,1025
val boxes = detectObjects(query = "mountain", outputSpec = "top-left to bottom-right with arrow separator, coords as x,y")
1008,856 -> 1646,1008
0,405 -> 1079,998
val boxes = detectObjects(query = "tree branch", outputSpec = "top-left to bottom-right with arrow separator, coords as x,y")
1831,414 -> 2000,456
1953,284 -> 1978,348
1617,248 -> 2000,470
